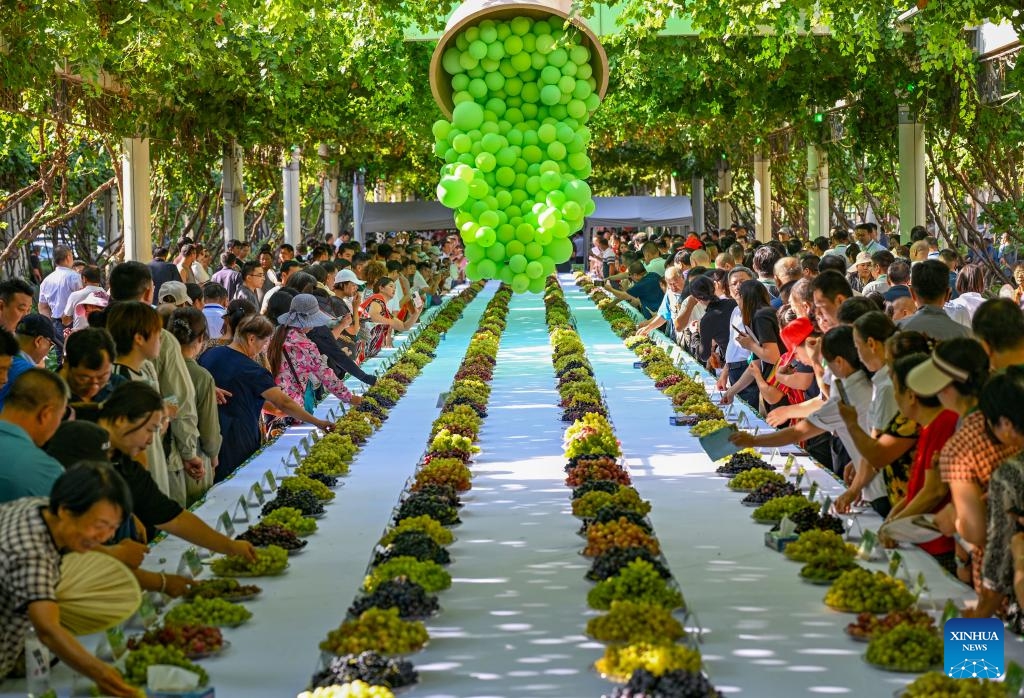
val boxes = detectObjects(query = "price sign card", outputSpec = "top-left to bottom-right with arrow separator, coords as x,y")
783,455 -> 795,476
820,495 -> 832,515
264,469 -> 278,492
177,548 -> 203,578
807,481 -> 819,501
858,530 -> 878,560
233,495 -> 251,523
217,511 -> 236,538
248,482 -> 265,507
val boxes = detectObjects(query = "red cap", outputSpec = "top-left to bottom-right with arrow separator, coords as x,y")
684,235 -> 703,250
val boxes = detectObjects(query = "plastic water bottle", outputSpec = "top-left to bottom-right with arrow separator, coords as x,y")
24,626 -> 50,697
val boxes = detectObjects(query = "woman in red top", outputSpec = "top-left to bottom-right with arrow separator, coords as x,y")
359,277 -> 422,359
880,352 -> 958,574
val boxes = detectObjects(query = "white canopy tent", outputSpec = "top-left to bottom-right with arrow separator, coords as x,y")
585,195 -> 693,231
359,196 -> 694,236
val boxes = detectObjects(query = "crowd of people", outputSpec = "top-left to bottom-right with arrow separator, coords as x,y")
593,222 -> 1024,625
0,232 -> 465,694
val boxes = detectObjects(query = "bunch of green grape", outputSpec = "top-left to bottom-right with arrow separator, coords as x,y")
572,486 -> 650,518
165,596 -> 253,627
824,568 -> 916,613
412,457 -> 473,493
751,495 -> 816,523
587,559 -> 685,611
298,683 -> 396,698
586,600 -> 684,644
363,557 -> 452,594
865,624 -> 942,672
298,434 -> 357,476
380,515 -> 455,547
123,645 -> 209,686
280,474 -> 336,501
690,420 -> 731,437
728,469 -> 786,491
263,507 -> 318,536
784,530 -> 857,563
210,544 -> 289,577
433,15 -> 602,293
320,608 -> 429,656
594,643 -> 702,682
902,672 -> 1007,697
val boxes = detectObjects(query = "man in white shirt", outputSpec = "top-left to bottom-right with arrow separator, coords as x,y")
730,325 -> 887,513
201,283 -> 229,339
60,266 -> 105,332
37,245 -> 82,358
715,266 -> 758,407
854,223 -> 885,253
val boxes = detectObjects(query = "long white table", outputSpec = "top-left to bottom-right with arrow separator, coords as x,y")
1,285 -> 495,698
561,277 -> 1024,694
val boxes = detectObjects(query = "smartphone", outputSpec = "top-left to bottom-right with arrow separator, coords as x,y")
732,323 -> 746,336
834,379 -> 850,405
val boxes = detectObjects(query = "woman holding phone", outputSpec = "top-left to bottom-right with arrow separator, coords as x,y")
721,280 -> 782,413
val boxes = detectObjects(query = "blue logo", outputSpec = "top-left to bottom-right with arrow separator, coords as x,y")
944,617 -> 1004,679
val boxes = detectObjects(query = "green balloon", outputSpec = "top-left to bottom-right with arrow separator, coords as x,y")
480,132 -> 504,154
465,261 -> 481,280
562,200 -> 582,220
547,190 -> 567,209
546,236 -> 574,263
539,170 -> 562,192
455,211 -> 472,228
458,51 -> 478,71
508,254 -> 527,274
475,152 -> 496,172
498,264 -> 515,284
521,82 -> 540,104
479,210 -> 500,229
551,220 -> 571,238
540,65 -> 561,85
451,133 -> 472,154
570,45 -> 590,65
486,41 -> 505,62
437,177 -> 468,208
548,47 -> 568,67
468,40 -> 488,60
506,240 -> 526,257
526,260 -> 544,279
547,141 -> 567,161
528,275 -> 547,294
467,178 -> 488,199
577,62 -> 593,80
477,258 -> 498,279
452,101 -> 484,131
475,226 -> 496,248
486,241 -> 506,262
442,48 -> 465,75
511,273 -> 530,293
537,123 -> 557,144
525,242 -> 544,260
495,224 -> 516,243
585,93 -> 601,111
535,228 -> 553,245
510,52 -> 532,72
432,120 -> 452,141
504,34 -> 523,55
563,178 -> 590,203
539,256 -> 556,277
567,99 -> 587,120
540,84 -> 561,106
465,242 -> 486,263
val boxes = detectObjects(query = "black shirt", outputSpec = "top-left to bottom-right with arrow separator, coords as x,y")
698,297 -> 738,364
111,451 -> 183,542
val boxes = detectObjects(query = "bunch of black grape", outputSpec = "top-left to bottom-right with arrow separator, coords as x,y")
305,472 -> 339,488
261,489 -> 324,517
741,481 -> 800,505
394,493 -> 461,526
572,479 -> 620,500
586,547 -> 672,582
579,509 -> 653,536
770,507 -> 845,535
355,399 -> 388,420
374,531 -> 451,565
411,483 -> 462,508
715,452 -> 771,476
348,578 -> 440,620
310,650 -> 418,689
236,523 -> 307,551
609,669 -> 724,698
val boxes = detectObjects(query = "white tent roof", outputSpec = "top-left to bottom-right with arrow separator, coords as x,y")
359,196 -> 692,233
361,201 -> 454,233
586,196 -> 692,229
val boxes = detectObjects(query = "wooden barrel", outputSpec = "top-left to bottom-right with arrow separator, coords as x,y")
429,0 -> 609,119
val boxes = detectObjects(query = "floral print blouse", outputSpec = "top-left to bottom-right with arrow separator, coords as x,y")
274,328 -> 353,405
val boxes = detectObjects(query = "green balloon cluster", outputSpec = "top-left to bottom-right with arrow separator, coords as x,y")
434,15 -> 601,294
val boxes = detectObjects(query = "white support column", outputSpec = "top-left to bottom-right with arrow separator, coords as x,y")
282,148 -> 301,247
690,175 -> 705,235
753,152 -> 772,242
352,169 -> 366,246
121,137 -> 152,263
323,168 -> 340,242
222,139 -> 245,246
898,105 -> 926,235
717,164 -> 732,229
806,145 -> 830,239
